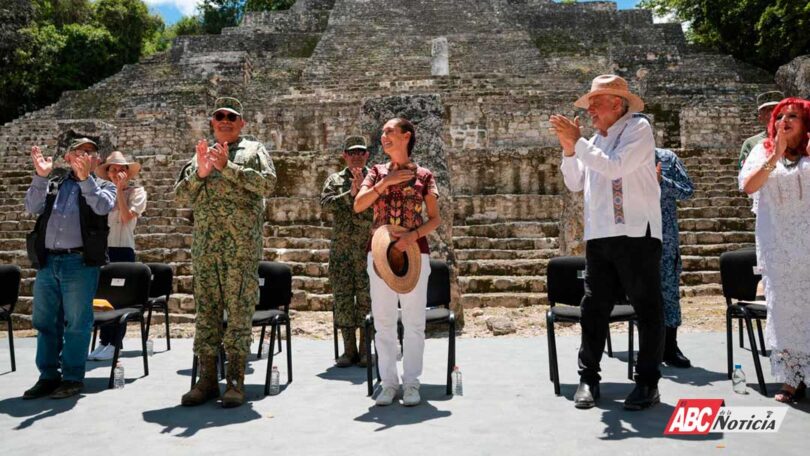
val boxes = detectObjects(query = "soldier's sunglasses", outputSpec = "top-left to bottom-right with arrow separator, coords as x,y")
344,149 -> 368,156
213,112 -> 239,122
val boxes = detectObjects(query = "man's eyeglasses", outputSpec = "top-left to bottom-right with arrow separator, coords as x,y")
213,112 -> 240,122
344,149 -> 368,156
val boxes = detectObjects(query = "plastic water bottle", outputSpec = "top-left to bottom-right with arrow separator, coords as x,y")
261,341 -> 270,359
114,362 -> 125,389
732,364 -> 748,394
269,366 -> 280,395
146,339 -> 154,357
452,366 -> 463,396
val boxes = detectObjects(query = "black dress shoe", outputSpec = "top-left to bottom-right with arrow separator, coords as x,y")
23,378 -> 62,400
49,381 -> 83,399
623,384 -> 660,411
663,348 -> 692,368
574,381 -> 600,409
663,327 -> 692,368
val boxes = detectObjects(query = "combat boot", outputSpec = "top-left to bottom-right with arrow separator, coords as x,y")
181,355 -> 220,406
336,329 -> 359,368
222,353 -> 246,408
357,330 -> 369,367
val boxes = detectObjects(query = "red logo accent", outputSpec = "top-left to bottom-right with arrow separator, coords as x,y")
664,399 -> 725,435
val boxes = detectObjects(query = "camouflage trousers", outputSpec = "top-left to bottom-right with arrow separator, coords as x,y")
330,251 -> 370,329
192,255 -> 259,358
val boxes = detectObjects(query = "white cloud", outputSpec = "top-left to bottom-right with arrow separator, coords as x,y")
143,0 -> 200,17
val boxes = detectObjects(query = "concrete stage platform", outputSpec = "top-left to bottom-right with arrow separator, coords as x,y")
0,333 -> 806,455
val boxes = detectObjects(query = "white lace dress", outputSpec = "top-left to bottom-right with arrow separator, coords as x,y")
739,144 -> 810,387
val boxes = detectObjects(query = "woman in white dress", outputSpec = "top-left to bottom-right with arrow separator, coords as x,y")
740,97 -> 810,403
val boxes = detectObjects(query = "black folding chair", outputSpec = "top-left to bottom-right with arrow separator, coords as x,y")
191,261 -> 293,396
0,264 -> 21,372
545,256 -> 636,395
365,259 -> 456,396
91,262 -> 151,388
144,263 -> 173,351
720,248 -> 768,394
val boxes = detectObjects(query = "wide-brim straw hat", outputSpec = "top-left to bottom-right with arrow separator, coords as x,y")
96,151 -> 141,181
371,224 -> 422,294
574,74 -> 645,113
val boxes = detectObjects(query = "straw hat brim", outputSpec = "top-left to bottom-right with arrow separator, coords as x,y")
574,89 -> 645,113
97,161 -> 141,181
371,225 -> 422,294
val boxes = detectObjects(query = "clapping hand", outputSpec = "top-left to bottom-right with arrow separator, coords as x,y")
656,162 -> 662,183
349,167 -> 363,196
31,146 -> 53,177
71,153 -> 91,181
549,115 -> 582,156
195,139 -> 213,178
208,142 -> 229,171
110,170 -> 129,189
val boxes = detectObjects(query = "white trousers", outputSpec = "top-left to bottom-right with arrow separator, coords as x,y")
367,253 -> 431,388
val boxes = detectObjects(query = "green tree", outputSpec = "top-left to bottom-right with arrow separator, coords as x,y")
639,0 -> 810,73
245,0 -> 296,11
172,15 -> 204,36
93,0 -> 163,63
200,0 -> 244,34
32,0 -> 94,26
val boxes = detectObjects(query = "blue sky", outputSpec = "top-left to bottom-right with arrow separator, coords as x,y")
150,1 -> 642,26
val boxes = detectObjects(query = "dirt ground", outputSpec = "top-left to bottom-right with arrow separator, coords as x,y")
2,295 -> 728,341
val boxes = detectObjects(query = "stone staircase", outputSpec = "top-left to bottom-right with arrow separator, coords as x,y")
0,0 -> 775,325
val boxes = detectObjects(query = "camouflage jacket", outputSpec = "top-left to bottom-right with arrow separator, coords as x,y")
320,167 -> 373,253
175,137 -> 276,261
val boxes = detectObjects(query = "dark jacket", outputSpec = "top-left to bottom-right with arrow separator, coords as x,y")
26,171 -> 110,269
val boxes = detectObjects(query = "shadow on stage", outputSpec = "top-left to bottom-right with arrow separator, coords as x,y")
354,384 -> 451,431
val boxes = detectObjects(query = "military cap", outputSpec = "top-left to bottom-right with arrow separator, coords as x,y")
757,91 -> 784,111
67,137 -> 98,152
212,97 -> 243,117
343,135 -> 368,151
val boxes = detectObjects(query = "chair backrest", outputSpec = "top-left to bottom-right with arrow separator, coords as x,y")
95,262 -> 152,309
426,259 -> 451,309
720,247 -> 760,303
546,256 -> 586,307
257,261 -> 293,312
0,264 -> 21,312
145,263 -> 173,299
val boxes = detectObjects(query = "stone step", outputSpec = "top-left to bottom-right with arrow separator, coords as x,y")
680,243 -> 753,256
460,275 -> 546,294
454,221 -> 559,239
458,259 -> 549,276
292,276 -> 331,295
453,194 -> 562,224
453,236 -> 559,250
677,206 -> 754,219
680,231 -> 754,245
679,197 -> 750,208
681,270 -> 721,286
455,249 -> 558,261
263,248 -> 329,263
678,217 -> 755,232
460,292 -> 548,308
681,255 -> 720,272
264,236 -> 330,249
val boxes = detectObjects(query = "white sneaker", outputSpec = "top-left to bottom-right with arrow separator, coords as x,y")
402,384 -> 421,406
87,344 -> 107,361
94,344 -> 116,361
375,386 -> 398,406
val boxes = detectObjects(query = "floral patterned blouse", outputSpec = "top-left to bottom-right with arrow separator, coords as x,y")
361,162 -> 439,253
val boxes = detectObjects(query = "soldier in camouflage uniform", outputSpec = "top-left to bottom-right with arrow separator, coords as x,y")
321,136 -> 373,367
175,97 -> 276,408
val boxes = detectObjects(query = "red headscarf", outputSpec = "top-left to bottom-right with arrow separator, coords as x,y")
763,97 -> 810,157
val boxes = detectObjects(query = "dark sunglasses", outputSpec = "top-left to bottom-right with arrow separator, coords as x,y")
213,112 -> 239,122
344,149 -> 368,156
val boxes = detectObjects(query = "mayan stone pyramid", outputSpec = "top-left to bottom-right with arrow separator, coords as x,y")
0,0 -> 777,326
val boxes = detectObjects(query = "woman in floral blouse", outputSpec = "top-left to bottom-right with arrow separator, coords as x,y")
354,117 -> 441,407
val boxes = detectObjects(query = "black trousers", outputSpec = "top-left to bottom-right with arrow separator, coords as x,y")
99,248 -> 136,347
578,233 -> 664,387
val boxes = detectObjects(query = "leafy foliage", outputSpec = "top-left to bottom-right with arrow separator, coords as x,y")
639,0 -> 810,73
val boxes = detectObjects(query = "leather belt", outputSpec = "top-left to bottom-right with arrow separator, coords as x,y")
46,248 -> 84,255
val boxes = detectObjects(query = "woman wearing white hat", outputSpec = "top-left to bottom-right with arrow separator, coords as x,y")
87,151 -> 147,361
354,117 -> 441,406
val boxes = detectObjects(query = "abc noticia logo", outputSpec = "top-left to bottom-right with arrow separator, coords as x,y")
664,399 -> 788,435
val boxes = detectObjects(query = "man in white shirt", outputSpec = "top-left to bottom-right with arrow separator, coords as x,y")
550,75 -> 664,411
